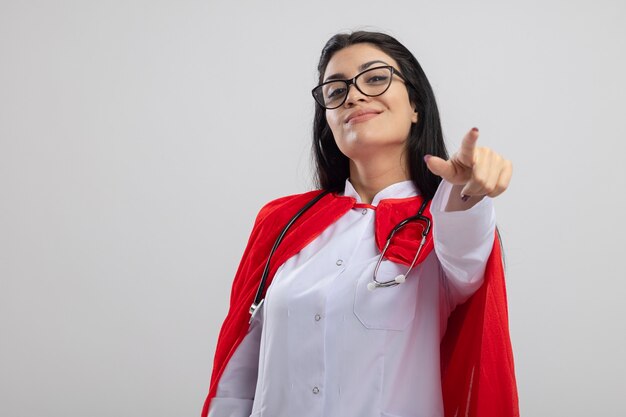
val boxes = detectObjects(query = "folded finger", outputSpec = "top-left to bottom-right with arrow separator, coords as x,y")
487,160 -> 513,198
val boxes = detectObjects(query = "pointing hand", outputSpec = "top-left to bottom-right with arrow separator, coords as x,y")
424,128 -> 513,199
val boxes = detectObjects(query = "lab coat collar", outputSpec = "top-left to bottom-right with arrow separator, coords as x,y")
343,178 -> 419,206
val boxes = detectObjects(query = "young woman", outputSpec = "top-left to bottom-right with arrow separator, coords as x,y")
202,31 -> 518,417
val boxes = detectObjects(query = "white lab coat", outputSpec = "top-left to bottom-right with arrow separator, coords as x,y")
208,179 -> 496,417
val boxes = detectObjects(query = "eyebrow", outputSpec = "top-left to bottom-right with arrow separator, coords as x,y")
324,60 -> 390,82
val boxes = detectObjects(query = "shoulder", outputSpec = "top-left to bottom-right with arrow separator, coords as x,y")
254,189 -> 327,227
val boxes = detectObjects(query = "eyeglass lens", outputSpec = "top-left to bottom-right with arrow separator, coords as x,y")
317,67 -> 393,109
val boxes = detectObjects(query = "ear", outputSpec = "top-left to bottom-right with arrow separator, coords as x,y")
409,100 -> 419,123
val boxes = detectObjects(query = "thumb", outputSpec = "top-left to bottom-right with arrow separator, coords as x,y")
424,154 -> 455,180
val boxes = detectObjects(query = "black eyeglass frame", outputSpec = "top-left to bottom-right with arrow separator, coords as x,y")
311,65 -> 412,110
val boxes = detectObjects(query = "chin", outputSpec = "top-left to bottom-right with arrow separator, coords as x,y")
336,134 -> 406,158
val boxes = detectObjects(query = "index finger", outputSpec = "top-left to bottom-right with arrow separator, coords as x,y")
456,127 -> 480,166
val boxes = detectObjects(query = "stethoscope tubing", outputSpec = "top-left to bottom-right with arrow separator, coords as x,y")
249,190 -> 331,322
370,201 -> 431,289
249,191 -> 431,322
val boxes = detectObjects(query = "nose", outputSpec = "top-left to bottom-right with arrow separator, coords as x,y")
344,83 -> 368,107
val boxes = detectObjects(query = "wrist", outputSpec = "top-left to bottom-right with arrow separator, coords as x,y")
445,184 -> 485,212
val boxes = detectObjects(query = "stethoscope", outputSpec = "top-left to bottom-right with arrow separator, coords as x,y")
249,190 -> 431,323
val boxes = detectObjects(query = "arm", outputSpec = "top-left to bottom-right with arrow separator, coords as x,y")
424,127 -> 511,307
430,179 -> 496,307
207,310 -> 263,417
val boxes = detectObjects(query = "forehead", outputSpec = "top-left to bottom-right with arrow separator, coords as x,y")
323,43 -> 399,79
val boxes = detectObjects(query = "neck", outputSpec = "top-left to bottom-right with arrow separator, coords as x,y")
348,150 -> 409,204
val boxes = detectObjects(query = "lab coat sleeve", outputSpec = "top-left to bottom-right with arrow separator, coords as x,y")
207,309 -> 263,417
430,179 -> 496,309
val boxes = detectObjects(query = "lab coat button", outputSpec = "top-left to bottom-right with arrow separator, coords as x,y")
312,386 -> 320,394
314,314 -> 321,321
336,259 -> 343,266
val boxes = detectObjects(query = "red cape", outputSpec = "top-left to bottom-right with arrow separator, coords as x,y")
201,190 -> 519,417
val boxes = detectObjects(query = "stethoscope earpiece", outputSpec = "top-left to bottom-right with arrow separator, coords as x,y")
368,273 -> 407,291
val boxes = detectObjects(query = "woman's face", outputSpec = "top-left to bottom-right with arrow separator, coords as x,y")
323,43 -> 418,161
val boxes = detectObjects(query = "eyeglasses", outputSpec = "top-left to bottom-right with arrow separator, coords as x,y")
312,65 -> 410,110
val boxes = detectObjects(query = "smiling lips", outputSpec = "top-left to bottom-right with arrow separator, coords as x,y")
345,109 -> 382,124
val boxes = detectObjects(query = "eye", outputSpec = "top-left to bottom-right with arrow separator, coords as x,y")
326,85 -> 346,100
364,74 -> 390,85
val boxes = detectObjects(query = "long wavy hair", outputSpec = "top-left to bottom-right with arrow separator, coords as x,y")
312,31 -> 448,200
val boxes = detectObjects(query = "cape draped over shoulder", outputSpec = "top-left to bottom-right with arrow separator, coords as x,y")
201,190 -> 519,417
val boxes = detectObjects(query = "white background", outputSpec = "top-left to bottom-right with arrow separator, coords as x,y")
1,1 -> 625,416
